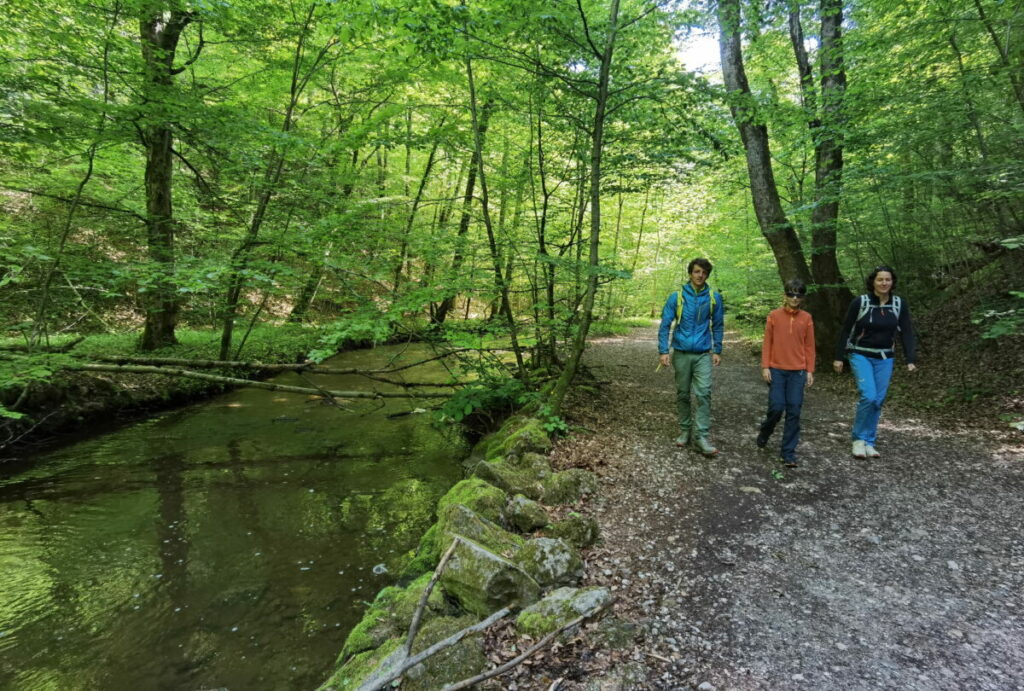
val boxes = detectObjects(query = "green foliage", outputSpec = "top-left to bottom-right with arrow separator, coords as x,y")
438,376 -> 527,424
972,292 -> 1024,340
308,313 -> 395,363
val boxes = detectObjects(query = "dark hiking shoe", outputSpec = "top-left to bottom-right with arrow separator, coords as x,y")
782,458 -> 800,468
756,434 -> 769,449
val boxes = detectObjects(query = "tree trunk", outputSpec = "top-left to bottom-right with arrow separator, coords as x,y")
433,103 -> 493,325
793,0 -> 854,351
549,0 -> 620,414
139,5 -> 194,350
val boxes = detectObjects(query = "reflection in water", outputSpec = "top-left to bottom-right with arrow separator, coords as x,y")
0,345 -> 465,690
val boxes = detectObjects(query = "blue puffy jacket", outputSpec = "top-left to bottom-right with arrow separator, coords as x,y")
658,283 -> 725,354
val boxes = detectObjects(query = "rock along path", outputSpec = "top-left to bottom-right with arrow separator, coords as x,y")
517,327 -> 1024,690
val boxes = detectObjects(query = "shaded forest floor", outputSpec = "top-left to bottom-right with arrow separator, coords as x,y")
498,327 -> 1024,690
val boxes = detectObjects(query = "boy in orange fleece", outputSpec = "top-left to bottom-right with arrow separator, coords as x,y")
756,279 -> 815,467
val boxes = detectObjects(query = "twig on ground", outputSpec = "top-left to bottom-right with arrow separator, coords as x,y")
442,598 -> 616,691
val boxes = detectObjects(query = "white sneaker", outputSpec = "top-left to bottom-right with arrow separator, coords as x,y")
864,444 -> 881,458
852,440 -> 866,458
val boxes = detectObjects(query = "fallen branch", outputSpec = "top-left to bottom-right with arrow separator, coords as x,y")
442,598 -> 616,691
68,363 -> 450,399
0,336 -> 85,353
357,606 -> 512,691
405,538 -> 461,657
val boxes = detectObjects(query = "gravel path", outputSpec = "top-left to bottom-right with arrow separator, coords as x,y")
522,327 -> 1024,690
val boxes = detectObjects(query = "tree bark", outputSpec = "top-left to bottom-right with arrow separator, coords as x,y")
139,4 -> 194,350
719,0 -> 811,286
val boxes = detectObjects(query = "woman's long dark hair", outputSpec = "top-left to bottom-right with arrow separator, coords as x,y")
865,266 -> 897,293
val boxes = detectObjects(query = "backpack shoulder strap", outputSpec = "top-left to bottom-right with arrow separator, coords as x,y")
856,294 -> 870,321
892,295 -> 902,319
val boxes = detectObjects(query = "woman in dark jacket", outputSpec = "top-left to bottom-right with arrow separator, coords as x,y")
833,267 -> 917,459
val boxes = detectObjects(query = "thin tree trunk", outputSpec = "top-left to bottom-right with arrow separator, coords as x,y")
549,0 -> 621,414
465,58 -> 527,378
433,103 -> 493,325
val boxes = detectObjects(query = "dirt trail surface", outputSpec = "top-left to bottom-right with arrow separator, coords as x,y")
512,327 -> 1024,690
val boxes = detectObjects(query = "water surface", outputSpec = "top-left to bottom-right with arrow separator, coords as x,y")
0,345 -> 465,690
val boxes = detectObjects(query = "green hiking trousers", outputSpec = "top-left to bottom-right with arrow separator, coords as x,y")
671,350 -> 713,439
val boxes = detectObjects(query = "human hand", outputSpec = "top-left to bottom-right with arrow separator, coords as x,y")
761,367 -> 771,383
833,360 -> 844,374
659,353 -> 670,369
712,354 -> 721,367
806,371 -> 814,388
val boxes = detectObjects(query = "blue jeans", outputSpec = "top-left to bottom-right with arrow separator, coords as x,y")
759,368 -> 806,461
849,353 -> 894,445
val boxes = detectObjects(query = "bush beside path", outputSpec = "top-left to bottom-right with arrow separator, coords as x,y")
515,327 -> 1023,689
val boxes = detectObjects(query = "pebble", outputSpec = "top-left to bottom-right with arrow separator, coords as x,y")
697,683 -> 716,691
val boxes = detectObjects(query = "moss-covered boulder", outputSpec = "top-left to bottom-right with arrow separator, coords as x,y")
512,537 -> 583,588
540,468 -> 599,504
473,453 -> 551,500
320,636 -> 405,690
440,536 -> 541,616
545,513 -> 600,548
401,614 -> 489,690
507,494 -> 550,532
436,504 -> 524,560
437,478 -> 507,525
515,586 -> 613,638
484,416 -> 553,458
337,571 -> 451,662
400,522 -> 442,578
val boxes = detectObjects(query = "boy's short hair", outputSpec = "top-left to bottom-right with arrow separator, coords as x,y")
784,278 -> 806,295
687,257 -> 713,275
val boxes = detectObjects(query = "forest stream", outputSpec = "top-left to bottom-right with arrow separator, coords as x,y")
0,344 -> 466,690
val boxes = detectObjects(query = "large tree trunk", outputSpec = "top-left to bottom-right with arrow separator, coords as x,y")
720,0 -> 854,361
139,5 -> 194,350
791,0 -> 854,352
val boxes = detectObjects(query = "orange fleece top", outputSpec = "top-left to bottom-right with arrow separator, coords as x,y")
761,306 -> 816,372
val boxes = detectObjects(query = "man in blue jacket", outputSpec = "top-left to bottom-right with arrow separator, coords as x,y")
658,258 -> 725,456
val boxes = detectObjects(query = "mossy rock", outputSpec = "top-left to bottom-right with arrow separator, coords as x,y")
540,468 -> 599,504
337,572 -> 451,663
473,454 -> 550,500
437,478 -> 508,525
440,536 -> 541,617
437,504 -> 524,560
400,522 -> 442,578
402,614 -> 489,690
484,416 -> 552,458
320,636 -> 405,690
507,494 -> 550,533
515,586 -> 613,638
545,513 -> 600,548
512,537 -> 583,588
